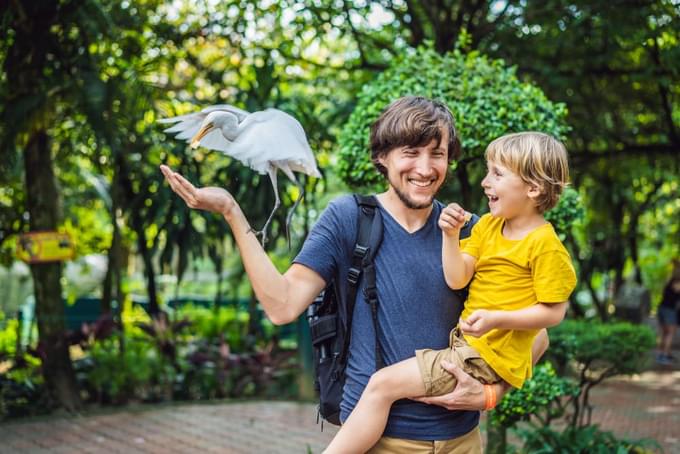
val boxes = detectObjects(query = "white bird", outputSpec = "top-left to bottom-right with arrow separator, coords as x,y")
159,104 -> 321,246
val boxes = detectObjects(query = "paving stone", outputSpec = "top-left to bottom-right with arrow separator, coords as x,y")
0,355 -> 678,453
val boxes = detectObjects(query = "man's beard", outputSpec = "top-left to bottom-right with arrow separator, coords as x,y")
389,175 -> 444,210
394,185 -> 434,209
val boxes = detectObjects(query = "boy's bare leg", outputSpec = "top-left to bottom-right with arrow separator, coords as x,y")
324,357 -> 426,454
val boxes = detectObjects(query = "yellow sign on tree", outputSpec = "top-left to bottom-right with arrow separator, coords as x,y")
16,232 -> 75,264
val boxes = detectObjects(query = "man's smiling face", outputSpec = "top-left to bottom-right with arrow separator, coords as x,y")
379,129 -> 449,210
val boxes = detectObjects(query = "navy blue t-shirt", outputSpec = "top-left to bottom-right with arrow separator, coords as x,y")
294,195 -> 479,440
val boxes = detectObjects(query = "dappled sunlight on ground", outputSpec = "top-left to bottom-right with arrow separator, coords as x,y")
0,350 -> 678,453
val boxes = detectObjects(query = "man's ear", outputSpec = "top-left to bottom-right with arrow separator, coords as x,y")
376,151 -> 389,168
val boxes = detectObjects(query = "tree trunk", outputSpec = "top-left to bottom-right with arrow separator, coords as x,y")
24,130 -> 82,411
102,183 -> 124,316
132,212 -> 160,316
116,154 -> 160,317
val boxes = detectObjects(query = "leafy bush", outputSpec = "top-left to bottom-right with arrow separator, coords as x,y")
175,305 -> 298,400
179,304 -> 250,349
336,44 -> 569,190
485,320 -> 657,452
0,311 -> 51,420
75,337 -> 172,404
0,369 -> 51,420
519,425 -> 659,454
545,187 -> 585,239
547,319 -> 656,379
490,362 -> 579,429
546,319 -> 656,428
0,311 -> 18,359
73,304 -> 300,405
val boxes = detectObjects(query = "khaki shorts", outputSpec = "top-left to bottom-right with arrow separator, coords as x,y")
367,426 -> 482,453
415,327 -> 501,396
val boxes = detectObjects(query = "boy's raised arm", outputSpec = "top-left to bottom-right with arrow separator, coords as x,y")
439,203 -> 476,289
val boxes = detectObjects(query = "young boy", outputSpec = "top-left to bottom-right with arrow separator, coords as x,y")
324,131 -> 577,454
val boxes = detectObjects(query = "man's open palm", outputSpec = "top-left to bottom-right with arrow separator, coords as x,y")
160,165 -> 235,216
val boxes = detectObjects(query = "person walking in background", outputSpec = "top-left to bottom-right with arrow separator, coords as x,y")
657,260 -> 680,365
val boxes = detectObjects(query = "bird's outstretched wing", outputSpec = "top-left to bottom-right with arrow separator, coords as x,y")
226,109 -> 321,177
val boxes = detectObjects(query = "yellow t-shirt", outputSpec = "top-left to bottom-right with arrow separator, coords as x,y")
460,214 -> 577,388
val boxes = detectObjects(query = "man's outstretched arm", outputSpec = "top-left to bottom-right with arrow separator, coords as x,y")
161,165 -> 325,324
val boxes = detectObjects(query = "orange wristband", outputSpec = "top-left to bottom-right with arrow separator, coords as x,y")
484,384 -> 497,410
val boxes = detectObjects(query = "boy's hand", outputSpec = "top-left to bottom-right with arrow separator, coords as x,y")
438,203 -> 471,237
160,165 -> 236,217
460,309 -> 498,337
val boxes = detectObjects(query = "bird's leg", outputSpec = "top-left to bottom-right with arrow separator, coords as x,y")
285,181 -> 305,250
249,167 -> 280,247
277,164 -> 304,250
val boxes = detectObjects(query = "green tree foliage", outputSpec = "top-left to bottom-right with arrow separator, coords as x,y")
487,0 -> 680,310
336,45 -> 569,207
268,0 -> 680,314
544,187 -> 585,239
519,425 -> 658,454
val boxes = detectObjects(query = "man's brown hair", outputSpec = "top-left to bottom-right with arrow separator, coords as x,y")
370,96 -> 459,177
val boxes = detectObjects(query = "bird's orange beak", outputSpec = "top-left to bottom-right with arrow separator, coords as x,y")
190,122 -> 214,149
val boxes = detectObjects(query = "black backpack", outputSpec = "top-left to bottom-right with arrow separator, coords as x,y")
306,194 -> 383,426
306,194 -> 477,426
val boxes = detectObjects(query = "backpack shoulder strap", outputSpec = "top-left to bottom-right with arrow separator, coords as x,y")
353,194 -> 383,261
338,194 -> 383,366
352,194 -> 384,370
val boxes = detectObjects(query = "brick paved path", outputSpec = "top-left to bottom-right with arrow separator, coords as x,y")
587,368 -> 680,453
0,364 -> 677,453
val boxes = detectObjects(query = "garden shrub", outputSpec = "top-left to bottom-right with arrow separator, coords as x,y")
0,311 -> 51,419
490,362 -> 579,429
76,337 -> 171,404
519,424 -> 659,454
544,187 -> 584,239
336,44 -> 569,191
73,304 -> 299,404
485,319 -> 657,452
547,319 -> 656,379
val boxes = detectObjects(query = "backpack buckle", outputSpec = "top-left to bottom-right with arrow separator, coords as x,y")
347,267 -> 360,285
353,245 -> 369,260
364,286 -> 377,302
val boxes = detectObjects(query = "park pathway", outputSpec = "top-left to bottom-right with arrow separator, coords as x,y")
0,359 -> 678,453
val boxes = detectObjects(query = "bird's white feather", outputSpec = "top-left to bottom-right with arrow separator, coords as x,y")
158,104 -> 249,124
160,105 -> 320,180
159,104 -> 321,245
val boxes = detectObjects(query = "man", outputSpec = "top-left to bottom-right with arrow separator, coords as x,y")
161,96 -> 548,452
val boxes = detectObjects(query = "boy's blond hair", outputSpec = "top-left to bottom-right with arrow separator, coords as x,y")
485,132 -> 569,213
